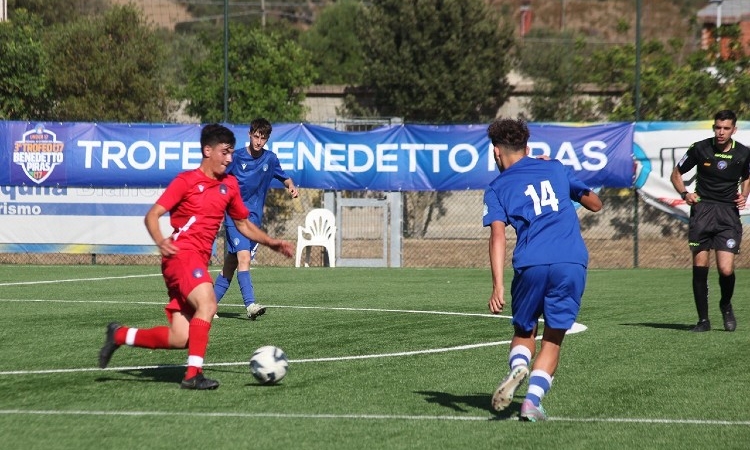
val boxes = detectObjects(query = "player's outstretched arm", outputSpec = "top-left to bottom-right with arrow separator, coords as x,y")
284,178 -> 299,199
233,218 -> 294,257
579,190 -> 602,213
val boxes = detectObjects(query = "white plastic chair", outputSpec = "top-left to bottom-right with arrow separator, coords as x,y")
295,208 -> 337,267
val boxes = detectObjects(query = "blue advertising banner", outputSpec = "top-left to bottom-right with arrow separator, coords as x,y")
0,121 -> 635,190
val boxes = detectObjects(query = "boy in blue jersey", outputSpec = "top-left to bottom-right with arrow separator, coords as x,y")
483,118 -> 602,421
213,118 -> 299,320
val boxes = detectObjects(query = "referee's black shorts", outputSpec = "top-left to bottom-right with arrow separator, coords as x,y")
688,201 -> 742,254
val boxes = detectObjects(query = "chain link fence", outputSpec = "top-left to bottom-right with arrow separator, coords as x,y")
3,2 -> 746,269
5,186 -> 750,269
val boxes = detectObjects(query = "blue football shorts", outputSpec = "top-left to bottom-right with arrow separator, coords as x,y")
225,224 -> 258,255
510,262 -> 586,332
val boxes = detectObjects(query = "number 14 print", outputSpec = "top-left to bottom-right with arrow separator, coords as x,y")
525,180 -> 559,215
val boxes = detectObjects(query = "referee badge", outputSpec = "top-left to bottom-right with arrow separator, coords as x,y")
717,161 -> 728,170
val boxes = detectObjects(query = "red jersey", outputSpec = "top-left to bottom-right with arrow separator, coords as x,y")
156,169 -> 249,262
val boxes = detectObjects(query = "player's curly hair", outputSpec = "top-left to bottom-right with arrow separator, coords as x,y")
487,118 -> 529,151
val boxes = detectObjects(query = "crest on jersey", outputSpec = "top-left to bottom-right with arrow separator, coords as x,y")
192,268 -> 204,278
263,163 -> 269,172
717,160 -> 728,170
220,184 -> 227,195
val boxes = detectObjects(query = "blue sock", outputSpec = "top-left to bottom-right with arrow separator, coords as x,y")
237,270 -> 255,307
214,274 -> 231,304
525,370 -> 553,406
509,345 -> 531,369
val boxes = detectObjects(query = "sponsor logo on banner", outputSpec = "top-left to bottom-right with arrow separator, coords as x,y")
13,124 -> 65,184
634,122 -> 750,223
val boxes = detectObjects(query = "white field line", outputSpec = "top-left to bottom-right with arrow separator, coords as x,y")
0,286 -> 586,376
0,273 -> 163,286
0,300 -> 586,376
0,274 -> 745,428
0,267 -> 619,287
0,339 -> 519,376
0,409 -> 747,426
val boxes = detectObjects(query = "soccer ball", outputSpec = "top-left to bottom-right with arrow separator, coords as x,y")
249,345 -> 289,384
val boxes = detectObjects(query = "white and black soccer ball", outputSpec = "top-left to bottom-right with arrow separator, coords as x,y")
249,345 -> 289,384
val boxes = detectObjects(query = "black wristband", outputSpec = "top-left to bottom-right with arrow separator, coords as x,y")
680,191 -> 688,200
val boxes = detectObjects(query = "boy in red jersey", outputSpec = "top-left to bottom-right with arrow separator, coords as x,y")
98,123 -> 294,390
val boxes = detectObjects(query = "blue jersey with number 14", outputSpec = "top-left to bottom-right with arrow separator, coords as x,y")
483,157 -> 591,269
224,148 -> 289,228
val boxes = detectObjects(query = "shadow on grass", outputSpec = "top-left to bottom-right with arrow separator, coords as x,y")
214,312 -> 248,321
95,365 -> 185,384
620,322 -> 694,331
415,390 -> 521,420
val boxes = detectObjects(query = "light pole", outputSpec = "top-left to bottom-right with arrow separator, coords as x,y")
560,0 -> 566,31
709,0 -> 723,53
223,0 -> 229,123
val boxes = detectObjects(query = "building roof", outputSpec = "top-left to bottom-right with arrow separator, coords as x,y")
697,0 -> 750,24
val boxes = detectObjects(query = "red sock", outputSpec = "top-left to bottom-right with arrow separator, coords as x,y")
134,326 -> 170,349
114,326 -> 170,349
185,318 -> 211,379
114,327 -> 128,345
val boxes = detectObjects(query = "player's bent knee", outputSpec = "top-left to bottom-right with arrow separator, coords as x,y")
169,333 -> 189,349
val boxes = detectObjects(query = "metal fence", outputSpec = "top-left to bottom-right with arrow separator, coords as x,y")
6,187 -> 750,269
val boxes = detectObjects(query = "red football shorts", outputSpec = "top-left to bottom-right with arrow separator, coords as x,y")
161,251 -> 213,322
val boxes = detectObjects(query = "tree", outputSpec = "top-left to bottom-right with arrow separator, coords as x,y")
588,28 -> 750,121
43,5 -> 174,122
0,10 -> 50,119
181,24 -> 316,123
9,0 -> 109,26
346,0 -> 515,238
518,29 -> 601,122
352,0 -> 515,124
299,0 -> 365,85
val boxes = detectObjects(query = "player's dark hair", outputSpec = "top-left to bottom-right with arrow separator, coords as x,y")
487,118 -> 530,151
715,109 -> 737,125
200,123 -> 236,149
250,118 -> 272,138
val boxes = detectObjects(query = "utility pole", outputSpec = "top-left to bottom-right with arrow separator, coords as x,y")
560,0 -> 566,31
223,0 -> 229,123
634,0 -> 642,268
709,0 -> 723,58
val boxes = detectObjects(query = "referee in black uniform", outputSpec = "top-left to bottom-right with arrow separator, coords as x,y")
671,109 -> 750,332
